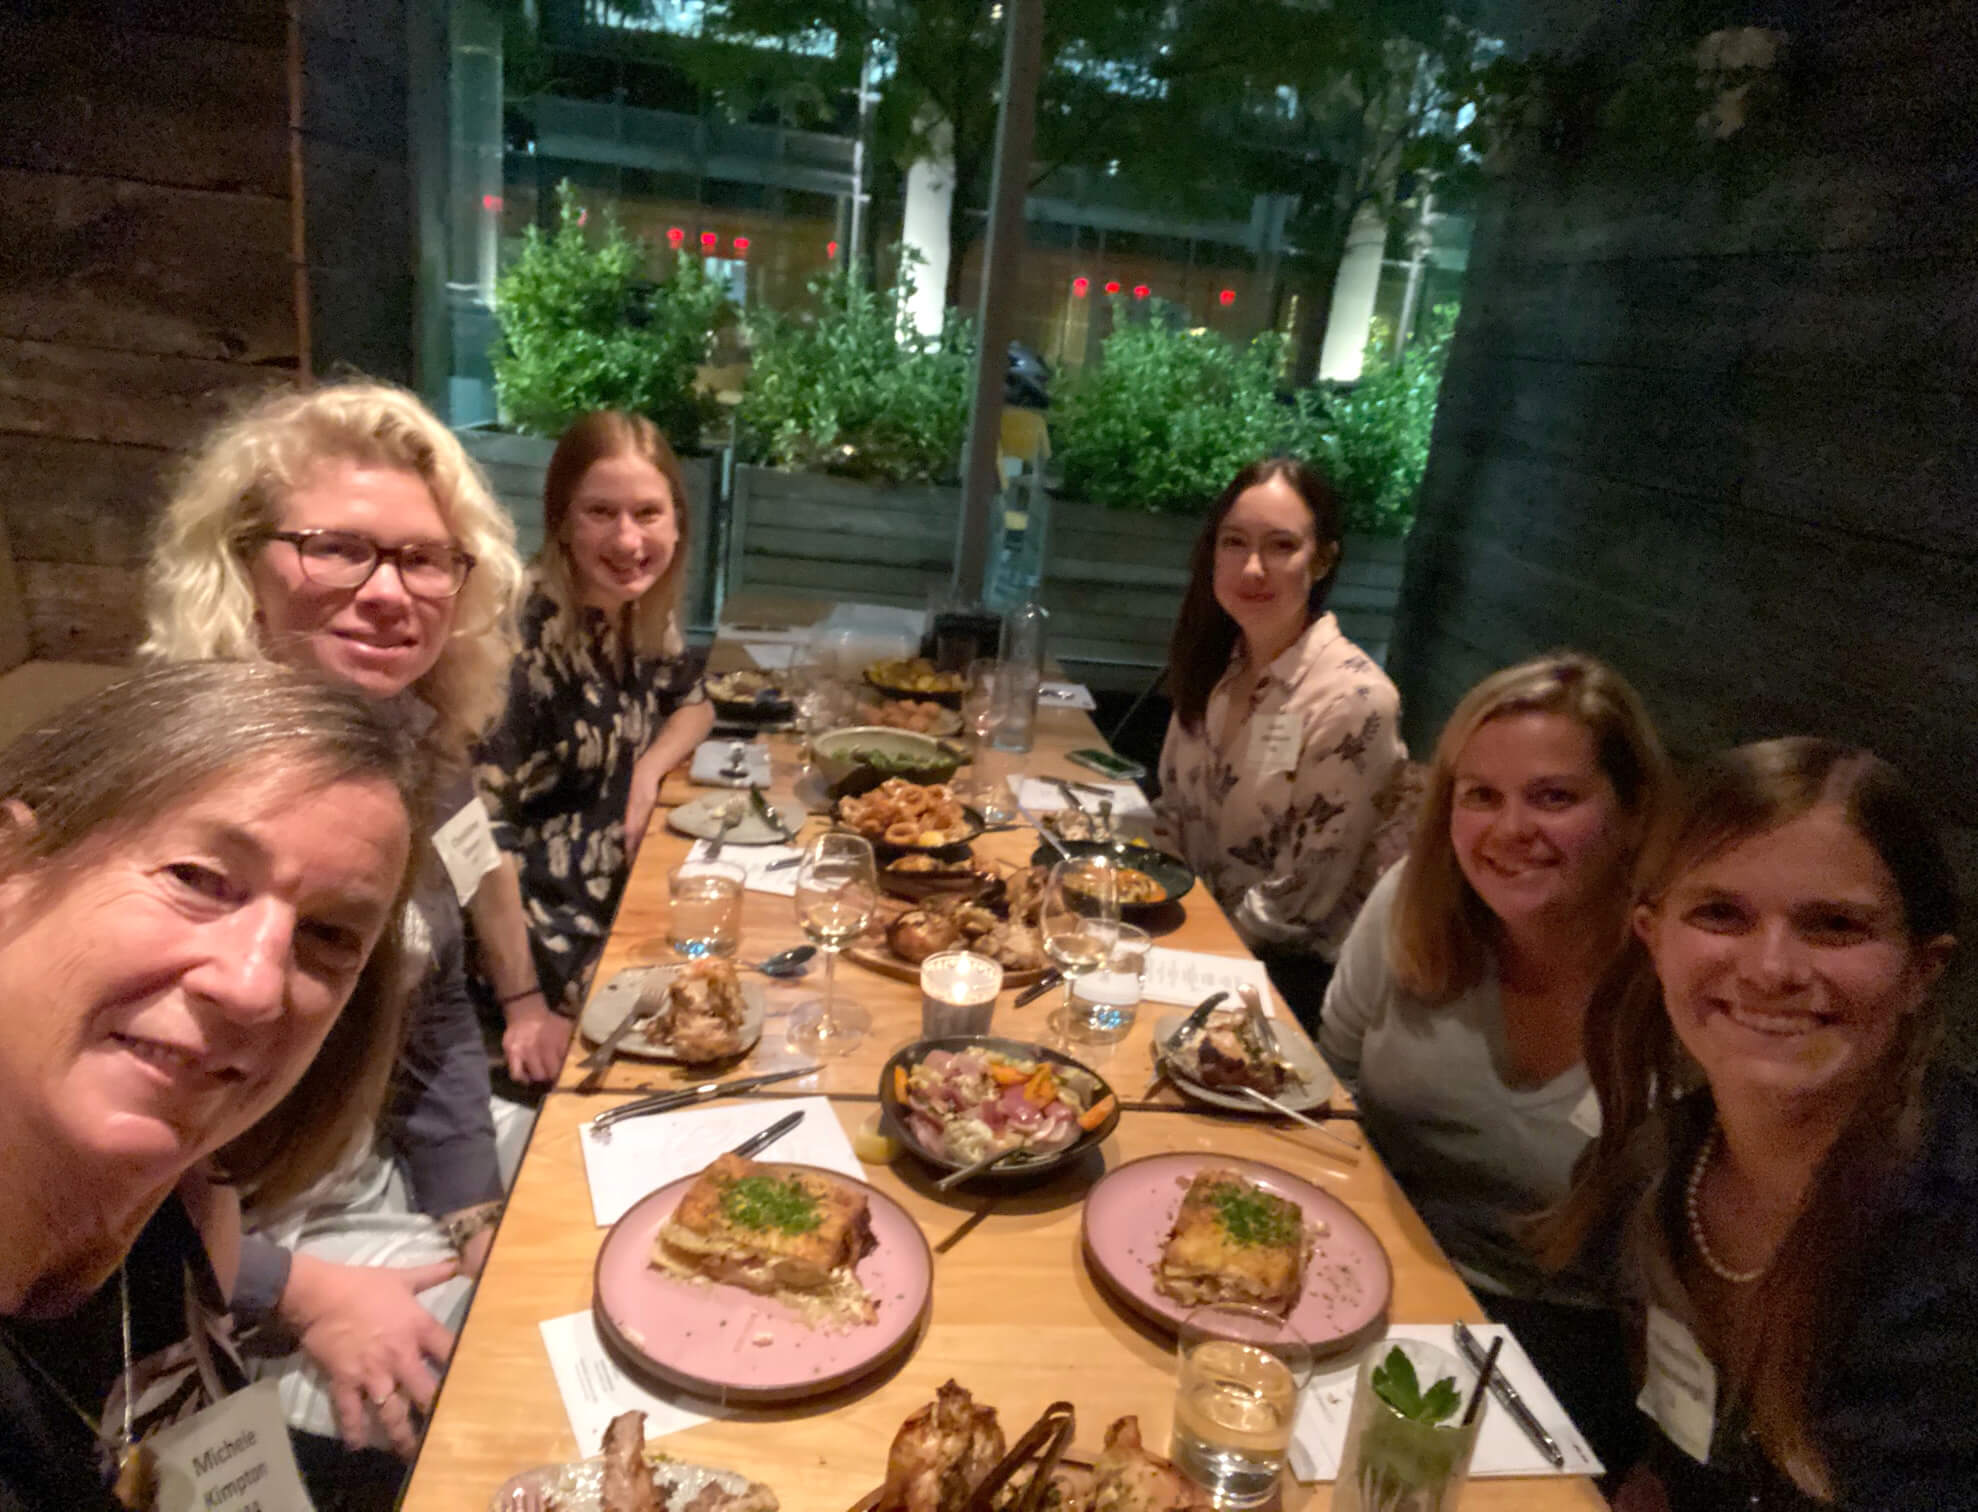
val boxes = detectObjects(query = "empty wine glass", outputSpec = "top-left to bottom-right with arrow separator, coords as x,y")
788,831 -> 879,1057
1040,856 -> 1120,1026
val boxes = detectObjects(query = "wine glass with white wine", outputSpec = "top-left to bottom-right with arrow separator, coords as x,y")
788,831 -> 879,1057
1040,855 -> 1120,1031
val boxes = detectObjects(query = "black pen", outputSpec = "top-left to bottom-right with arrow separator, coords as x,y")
1452,1320 -> 1565,1468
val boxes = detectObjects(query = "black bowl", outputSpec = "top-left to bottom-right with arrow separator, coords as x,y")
836,799 -> 985,860
878,1035 -> 1119,1187
1027,839 -> 1196,917
863,670 -> 964,709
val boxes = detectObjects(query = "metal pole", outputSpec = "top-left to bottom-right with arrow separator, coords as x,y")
951,0 -> 1044,602
848,41 -> 875,269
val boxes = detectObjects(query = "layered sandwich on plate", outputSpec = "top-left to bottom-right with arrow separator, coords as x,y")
642,959 -> 748,1063
1153,1168 -> 1311,1316
652,1154 -> 877,1329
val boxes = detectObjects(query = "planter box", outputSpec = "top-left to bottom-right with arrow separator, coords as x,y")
1040,496 -> 1407,677
455,428 -> 719,629
726,465 -> 962,611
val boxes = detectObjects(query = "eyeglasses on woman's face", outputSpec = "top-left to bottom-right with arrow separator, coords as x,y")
258,528 -> 476,600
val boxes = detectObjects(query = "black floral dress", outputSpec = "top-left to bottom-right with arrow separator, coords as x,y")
476,591 -> 704,1012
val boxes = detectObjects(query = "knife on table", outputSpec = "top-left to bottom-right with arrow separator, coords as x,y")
727,1108 -> 805,1159
748,785 -> 793,840
1139,990 -> 1230,1097
574,980 -> 659,1091
1012,970 -> 1062,1008
1453,1319 -> 1565,1468
589,1065 -> 817,1130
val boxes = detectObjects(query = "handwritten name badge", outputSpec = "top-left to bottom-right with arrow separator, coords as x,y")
1637,1304 -> 1718,1464
1249,714 -> 1300,777
433,796 -> 501,906
148,1379 -> 314,1512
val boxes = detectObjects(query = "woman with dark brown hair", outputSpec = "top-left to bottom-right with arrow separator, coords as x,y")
475,411 -> 713,1073
1153,457 -> 1414,1023
1542,738 -> 1970,1508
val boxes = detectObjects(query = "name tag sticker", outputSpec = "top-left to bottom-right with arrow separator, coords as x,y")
1250,714 -> 1300,776
1638,1304 -> 1717,1464
433,796 -> 501,905
148,1379 -> 315,1512
1568,1086 -> 1603,1139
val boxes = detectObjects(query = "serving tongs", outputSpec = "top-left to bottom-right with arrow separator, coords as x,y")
963,1401 -> 1078,1512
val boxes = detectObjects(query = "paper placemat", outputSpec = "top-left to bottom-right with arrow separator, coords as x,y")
686,839 -> 802,896
1289,1324 -> 1603,1482
1038,681 -> 1096,711
539,1310 -> 737,1452
1010,778 -> 1153,817
577,1094 -> 851,1227
1141,947 -> 1277,1010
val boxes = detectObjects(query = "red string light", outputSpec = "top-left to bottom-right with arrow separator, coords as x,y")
1071,276 -> 1090,297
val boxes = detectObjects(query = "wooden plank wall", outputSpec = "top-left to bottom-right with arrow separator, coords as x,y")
0,2 -> 297,661
0,0 -> 421,664
1390,0 -> 1977,1024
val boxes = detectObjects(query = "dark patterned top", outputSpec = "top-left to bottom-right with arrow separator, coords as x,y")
1155,612 -> 1414,962
0,1196 -> 245,1511
476,590 -> 704,1012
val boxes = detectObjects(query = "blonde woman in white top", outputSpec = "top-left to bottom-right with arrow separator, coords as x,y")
1154,457 -> 1414,1025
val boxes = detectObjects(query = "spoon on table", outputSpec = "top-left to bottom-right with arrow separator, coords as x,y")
934,1143 -> 1032,1191
744,944 -> 816,978
705,798 -> 746,859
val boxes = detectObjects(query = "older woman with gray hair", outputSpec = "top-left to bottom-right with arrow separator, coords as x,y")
143,380 -> 529,1485
0,661 -> 421,1511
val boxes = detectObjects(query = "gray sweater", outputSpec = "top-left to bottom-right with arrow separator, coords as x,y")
1318,864 -> 1601,1305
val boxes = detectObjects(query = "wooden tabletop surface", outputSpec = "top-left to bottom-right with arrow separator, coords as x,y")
403,599 -> 1605,1512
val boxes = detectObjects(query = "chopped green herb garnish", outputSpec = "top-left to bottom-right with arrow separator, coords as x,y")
720,1174 -> 823,1234
1370,1346 -> 1463,1425
1209,1182 -> 1301,1247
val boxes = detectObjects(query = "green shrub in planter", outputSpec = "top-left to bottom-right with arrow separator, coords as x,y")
1308,304 -> 1459,538
736,265 -> 974,486
1051,301 -> 1315,514
492,185 -> 727,449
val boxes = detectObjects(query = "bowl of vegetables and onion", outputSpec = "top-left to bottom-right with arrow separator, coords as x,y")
878,1036 -> 1121,1187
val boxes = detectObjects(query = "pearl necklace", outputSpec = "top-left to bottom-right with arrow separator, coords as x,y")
1685,1126 -> 1768,1285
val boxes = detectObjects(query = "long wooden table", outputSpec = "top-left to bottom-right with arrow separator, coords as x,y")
403,601 -> 1604,1511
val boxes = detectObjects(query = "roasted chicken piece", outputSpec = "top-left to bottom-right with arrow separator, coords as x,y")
600,1410 -> 660,1512
643,959 -> 748,1063
1090,1417 -> 1215,1512
877,1380 -> 1008,1512
889,909 -> 962,964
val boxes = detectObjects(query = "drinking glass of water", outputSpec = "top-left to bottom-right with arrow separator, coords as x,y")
1056,921 -> 1149,1046
1172,1304 -> 1313,1509
1040,856 -> 1119,1025
666,859 -> 744,959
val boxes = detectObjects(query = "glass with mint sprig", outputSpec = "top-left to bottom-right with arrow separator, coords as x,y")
1333,1340 -> 1484,1512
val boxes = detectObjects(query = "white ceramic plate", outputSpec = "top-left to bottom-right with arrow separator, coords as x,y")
579,965 -> 766,1063
666,791 -> 806,845
1149,1011 -> 1333,1111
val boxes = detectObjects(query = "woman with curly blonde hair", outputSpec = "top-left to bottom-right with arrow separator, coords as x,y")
143,381 -> 534,1494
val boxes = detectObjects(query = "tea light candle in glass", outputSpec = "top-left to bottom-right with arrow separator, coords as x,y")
919,949 -> 1004,1037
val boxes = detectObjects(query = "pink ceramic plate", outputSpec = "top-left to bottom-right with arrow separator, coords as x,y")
593,1164 -> 931,1403
1080,1152 -> 1391,1352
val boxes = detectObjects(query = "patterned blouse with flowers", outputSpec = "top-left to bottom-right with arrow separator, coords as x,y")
1155,612 -> 1414,964
476,590 -> 704,1012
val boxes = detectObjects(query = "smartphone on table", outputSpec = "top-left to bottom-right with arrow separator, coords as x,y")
1066,748 -> 1147,782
